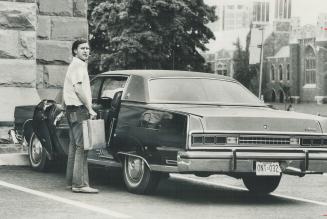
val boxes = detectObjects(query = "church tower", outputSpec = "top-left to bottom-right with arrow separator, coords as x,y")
275,0 -> 291,20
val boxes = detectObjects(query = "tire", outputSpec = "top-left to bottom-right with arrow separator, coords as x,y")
28,132 -> 51,171
242,175 -> 281,195
123,156 -> 161,194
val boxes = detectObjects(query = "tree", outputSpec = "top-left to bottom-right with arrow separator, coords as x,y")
233,30 -> 257,94
88,0 -> 217,73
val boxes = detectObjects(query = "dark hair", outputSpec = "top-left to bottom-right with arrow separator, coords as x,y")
71,39 -> 88,56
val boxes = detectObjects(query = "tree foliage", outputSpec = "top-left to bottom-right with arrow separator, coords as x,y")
233,31 -> 258,94
88,0 -> 217,73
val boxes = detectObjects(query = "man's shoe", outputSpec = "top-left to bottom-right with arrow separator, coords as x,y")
72,186 -> 99,193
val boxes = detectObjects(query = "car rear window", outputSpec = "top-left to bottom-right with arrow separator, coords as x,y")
148,78 -> 265,106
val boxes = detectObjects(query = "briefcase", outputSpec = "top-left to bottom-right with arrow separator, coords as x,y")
82,119 -> 106,150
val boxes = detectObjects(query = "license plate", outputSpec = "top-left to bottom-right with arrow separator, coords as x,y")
256,162 -> 281,176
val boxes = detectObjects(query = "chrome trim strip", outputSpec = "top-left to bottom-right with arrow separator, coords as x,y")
186,114 -> 190,150
156,146 -> 181,151
189,130 -> 325,136
87,158 -> 121,167
150,165 -> 178,172
178,150 -> 327,160
165,160 -> 177,165
189,145 -> 327,150
116,152 -> 151,170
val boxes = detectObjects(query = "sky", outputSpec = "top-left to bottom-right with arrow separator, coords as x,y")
204,0 -> 327,26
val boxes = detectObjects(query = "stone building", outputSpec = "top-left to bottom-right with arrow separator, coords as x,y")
265,46 -> 292,103
263,23 -> 327,103
0,0 -> 88,123
203,49 -> 234,76
207,0 -> 252,32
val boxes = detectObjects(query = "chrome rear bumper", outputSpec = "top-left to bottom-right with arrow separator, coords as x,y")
177,148 -> 327,175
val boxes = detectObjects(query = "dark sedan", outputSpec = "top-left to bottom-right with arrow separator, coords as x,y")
16,70 -> 327,195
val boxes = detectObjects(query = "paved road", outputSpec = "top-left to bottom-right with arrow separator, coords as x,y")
0,165 -> 327,219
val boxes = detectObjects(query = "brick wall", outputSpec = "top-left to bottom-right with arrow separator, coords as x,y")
36,0 -> 88,99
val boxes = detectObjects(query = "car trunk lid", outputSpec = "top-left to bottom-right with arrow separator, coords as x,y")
152,104 -> 322,134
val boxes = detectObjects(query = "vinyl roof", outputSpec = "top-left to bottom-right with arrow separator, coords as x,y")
100,69 -> 234,81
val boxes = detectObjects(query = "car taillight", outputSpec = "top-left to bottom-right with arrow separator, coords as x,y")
191,134 -> 234,146
301,138 -> 327,146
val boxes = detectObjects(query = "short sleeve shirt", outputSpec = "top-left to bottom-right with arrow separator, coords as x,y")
63,57 -> 92,106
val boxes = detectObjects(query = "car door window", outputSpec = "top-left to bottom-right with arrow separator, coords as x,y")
100,76 -> 128,99
90,77 -> 103,102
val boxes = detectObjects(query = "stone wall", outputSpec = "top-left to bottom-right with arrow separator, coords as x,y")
289,43 -> 300,98
265,57 -> 291,103
0,0 -> 39,122
36,0 -> 88,100
0,0 -> 88,122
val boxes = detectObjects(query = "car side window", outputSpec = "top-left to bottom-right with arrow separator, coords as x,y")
90,77 -> 103,101
100,76 -> 128,99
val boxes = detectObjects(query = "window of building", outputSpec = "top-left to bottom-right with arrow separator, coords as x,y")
265,2 -> 269,22
216,63 -> 228,76
286,64 -> 290,80
271,65 -> 275,81
283,0 -> 288,18
305,47 -> 316,84
288,0 -> 291,18
271,90 -> 276,102
278,0 -> 284,19
279,90 -> 284,103
279,65 -> 283,81
253,1 -> 269,22
256,3 -> 260,21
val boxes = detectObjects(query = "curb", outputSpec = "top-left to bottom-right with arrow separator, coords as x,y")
0,144 -> 26,154
0,144 -> 29,166
0,153 -> 29,166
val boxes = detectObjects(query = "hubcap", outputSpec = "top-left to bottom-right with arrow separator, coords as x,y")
127,156 -> 144,183
30,135 -> 42,164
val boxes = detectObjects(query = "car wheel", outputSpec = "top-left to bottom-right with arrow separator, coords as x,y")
28,132 -> 51,171
123,155 -> 161,194
242,175 -> 281,195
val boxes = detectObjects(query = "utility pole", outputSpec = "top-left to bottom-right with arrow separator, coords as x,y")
258,26 -> 264,99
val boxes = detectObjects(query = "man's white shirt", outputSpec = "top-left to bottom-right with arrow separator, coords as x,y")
63,57 -> 92,106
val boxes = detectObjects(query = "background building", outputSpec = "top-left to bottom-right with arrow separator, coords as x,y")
0,0 -> 88,122
252,0 -> 270,25
275,0 -> 292,20
264,21 -> 327,103
207,0 -> 252,32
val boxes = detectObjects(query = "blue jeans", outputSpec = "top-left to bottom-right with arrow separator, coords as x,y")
66,106 -> 90,188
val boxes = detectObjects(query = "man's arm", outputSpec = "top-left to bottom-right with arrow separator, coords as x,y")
74,83 -> 97,117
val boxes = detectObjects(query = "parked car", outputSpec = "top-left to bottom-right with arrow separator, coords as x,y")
14,70 -> 327,195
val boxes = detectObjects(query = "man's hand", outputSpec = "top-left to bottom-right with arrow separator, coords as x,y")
89,109 -> 97,120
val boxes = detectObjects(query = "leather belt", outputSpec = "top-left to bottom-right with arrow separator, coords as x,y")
66,105 -> 86,110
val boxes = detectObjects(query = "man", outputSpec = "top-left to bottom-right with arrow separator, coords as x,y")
63,39 -> 98,193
